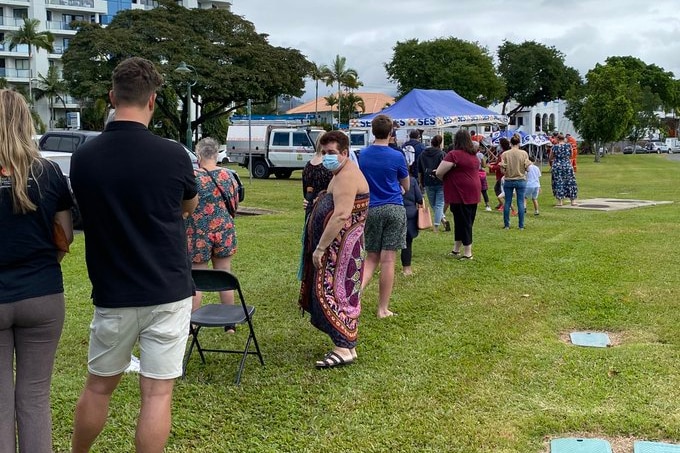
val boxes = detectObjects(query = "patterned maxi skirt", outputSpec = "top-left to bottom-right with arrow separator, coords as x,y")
298,192 -> 369,348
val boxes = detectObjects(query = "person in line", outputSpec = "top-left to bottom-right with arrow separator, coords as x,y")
475,142 -> 492,211
186,137 -> 239,312
525,156 -> 542,216
359,114 -> 409,318
0,89 -> 73,453
301,139 -> 333,219
417,134 -> 449,232
401,174 -> 423,276
435,129 -> 481,260
70,57 -> 198,453
549,133 -> 578,206
500,134 -> 531,230
299,131 -> 370,368
488,138 -> 511,211
298,138 -> 334,282
566,133 -> 578,172
402,129 -> 426,178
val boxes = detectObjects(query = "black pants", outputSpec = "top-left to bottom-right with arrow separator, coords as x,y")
450,203 -> 478,246
400,234 -> 414,267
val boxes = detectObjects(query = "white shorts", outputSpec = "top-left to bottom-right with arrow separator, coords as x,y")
87,297 -> 192,379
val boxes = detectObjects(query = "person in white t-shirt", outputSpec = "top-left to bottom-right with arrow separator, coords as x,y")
525,156 -> 542,216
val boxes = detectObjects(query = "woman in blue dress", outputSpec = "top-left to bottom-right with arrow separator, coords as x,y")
549,133 -> 578,206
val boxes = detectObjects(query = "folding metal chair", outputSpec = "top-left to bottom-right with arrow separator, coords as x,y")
182,269 -> 264,385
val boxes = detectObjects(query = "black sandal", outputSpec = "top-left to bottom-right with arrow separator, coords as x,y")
315,351 -> 354,369
448,250 -> 460,257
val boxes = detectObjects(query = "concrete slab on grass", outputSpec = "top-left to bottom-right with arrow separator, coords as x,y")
551,438 -> 612,453
570,332 -> 611,348
556,198 -> 673,211
635,440 -> 680,452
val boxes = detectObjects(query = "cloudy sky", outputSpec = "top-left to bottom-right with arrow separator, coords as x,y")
230,0 -> 680,102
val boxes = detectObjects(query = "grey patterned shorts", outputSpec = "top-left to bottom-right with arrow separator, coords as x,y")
364,204 -> 407,252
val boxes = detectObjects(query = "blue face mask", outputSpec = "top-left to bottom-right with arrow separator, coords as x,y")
322,154 -> 341,171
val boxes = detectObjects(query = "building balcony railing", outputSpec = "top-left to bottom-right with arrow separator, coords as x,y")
46,20 -> 77,31
0,68 -> 31,78
46,0 -> 95,8
0,16 -> 30,27
0,43 -> 29,53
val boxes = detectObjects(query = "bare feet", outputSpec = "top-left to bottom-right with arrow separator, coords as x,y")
377,309 -> 396,318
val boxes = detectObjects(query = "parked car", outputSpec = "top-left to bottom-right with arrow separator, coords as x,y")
39,130 -> 101,153
623,145 -> 646,154
645,141 -> 670,153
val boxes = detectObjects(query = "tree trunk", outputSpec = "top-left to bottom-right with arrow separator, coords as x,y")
594,140 -> 601,163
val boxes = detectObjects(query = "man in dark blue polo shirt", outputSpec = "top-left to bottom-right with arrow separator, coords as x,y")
70,57 -> 198,453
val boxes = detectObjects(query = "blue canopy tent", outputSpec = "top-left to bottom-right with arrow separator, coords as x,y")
349,89 -> 508,129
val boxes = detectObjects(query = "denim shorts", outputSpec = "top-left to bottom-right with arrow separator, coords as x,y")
87,297 -> 192,379
525,187 -> 540,200
364,204 -> 407,252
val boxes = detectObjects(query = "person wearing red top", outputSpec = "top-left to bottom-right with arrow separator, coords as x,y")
435,129 -> 481,260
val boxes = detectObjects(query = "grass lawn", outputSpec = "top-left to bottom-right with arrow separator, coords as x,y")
52,153 -> 680,452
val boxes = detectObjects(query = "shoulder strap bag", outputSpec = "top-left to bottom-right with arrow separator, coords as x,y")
201,168 -> 236,218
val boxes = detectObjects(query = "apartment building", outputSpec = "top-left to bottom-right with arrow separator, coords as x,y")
0,0 -> 230,129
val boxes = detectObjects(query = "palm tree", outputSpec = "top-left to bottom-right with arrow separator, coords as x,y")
342,92 -> 366,121
324,94 -> 338,124
34,66 -> 68,129
320,55 -> 361,127
310,63 -> 327,125
6,18 -> 55,102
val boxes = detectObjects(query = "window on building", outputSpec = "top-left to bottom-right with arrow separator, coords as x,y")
16,59 -> 29,70
63,38 -> 70,49
13,9 -> 28,21
517,117 -> 524,127
535,113 -> 541,131
46,11 -> 52,21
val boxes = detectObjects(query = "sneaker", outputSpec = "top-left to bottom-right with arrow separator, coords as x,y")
496,206 -> 503,212
485,206 -> 492,212
534,211 -> 539,216
441,218 -> 451,231
511,210 -> 517,217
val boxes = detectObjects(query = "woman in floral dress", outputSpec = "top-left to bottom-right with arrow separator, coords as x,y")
549,133 -> 578,206
186,138 -> 239,312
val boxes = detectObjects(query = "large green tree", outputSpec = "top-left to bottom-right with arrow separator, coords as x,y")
497,40 -> 581,118
5,18 -> 54,102
319,55 -> 361,126
62,0 -> 313,140
384,37 -> 504,105
565,63 -> 635,162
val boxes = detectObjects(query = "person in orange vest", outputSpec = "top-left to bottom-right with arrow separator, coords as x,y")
566,133 -> 578,172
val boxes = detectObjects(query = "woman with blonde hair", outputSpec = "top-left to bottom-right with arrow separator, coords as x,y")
0,89 -> 73,452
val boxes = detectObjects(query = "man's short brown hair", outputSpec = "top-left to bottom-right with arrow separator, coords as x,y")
112,57 -> 163,108
319,130 -> 349,153
371,114 -> 393,140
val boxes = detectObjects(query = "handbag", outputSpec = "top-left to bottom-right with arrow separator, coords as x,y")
202,168 -> 237,218
417,204 -> 433,230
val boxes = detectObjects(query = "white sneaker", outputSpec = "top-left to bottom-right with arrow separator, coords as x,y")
485,206 -> 492,211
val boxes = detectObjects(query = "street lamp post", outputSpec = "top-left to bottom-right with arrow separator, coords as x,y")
174,61 -> 197,150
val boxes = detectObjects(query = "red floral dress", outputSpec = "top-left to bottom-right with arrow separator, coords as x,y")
185,168 -> 238,262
